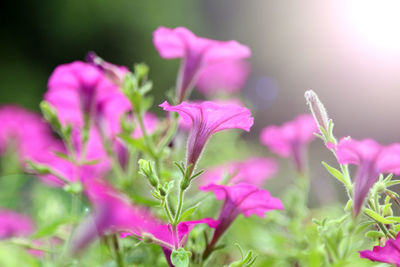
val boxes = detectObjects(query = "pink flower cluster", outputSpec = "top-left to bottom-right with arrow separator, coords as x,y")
0,25 -> 288,266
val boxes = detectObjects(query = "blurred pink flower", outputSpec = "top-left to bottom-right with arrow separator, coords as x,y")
336,138 -> 400,216
199,183 -> 283,258
0,105 -> 54,163
160,101 -> 253,172
72,180 -> 218,253
260,114 -> 317,173
359,233 -> 400,266
200,157 -> 277,187
196,60 -> 250,96
153,26 -> 251,102
45,61 -> 127,128
0,209 -> 34,239
30,127 -> 110,187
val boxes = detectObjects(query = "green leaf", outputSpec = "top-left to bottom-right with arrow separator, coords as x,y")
53,151 -> 70,161
385,216 -> 400,223
365,230 -> 385,240
140,81 -> 153,95
180,204 -> 200,221
33,218 -> 73,239
386,179 -> 400,187
364,208 -> 394,224
118,134 -> 150,154
355,221 -> 375,235
171,248 -> 191,267
321,161 -> 348,186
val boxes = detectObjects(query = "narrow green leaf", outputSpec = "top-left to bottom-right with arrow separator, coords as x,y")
118,134 -> 150,154
364,208 -> 393,224
385,216 -> 400,223
180,204 -> 200,221
321,161 -> 347,186
365,230 -> 385,240
386,179 -> 400,188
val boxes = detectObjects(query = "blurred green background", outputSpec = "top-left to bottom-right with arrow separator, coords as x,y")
0,0 -> 205,112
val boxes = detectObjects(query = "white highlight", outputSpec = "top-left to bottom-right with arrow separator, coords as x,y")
345,0 -> 400,52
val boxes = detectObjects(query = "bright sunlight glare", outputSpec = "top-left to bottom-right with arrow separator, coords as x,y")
345,0 -> 400,53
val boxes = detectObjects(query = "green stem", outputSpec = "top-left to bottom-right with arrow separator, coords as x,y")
158,112 -> 178,150
136,111 -> 156,157
164,197 -> 174,224
173,188 -> 185,226
112,234 -> 125,267
61,192 -> 81,257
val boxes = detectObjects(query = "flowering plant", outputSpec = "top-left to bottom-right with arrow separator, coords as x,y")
0,26 -> 400,267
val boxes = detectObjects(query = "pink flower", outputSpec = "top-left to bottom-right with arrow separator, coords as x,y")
260,114 -> 317,173
45,61 -> 127,128
160,101 -> 253,172
336,138 -> 400,216
0,209 -> 34,239
153,26 -> 251,102
72,180 -> 218,253
200,157 -> 277,187
196,60 -> 250,96
359,233 -> 400,266
0,105 -> 54,163
30,127 -> 110,187
199,183 -> 283,259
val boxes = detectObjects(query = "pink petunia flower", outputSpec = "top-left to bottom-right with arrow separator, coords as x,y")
359,232 -> 400,266
160,101 -> 253,173
260,114 -> 317,173
200,157 -> 278,187
196,60 -> 250,96
30,127 -> 110,187
45,61 -> 127,128
153,26 -> 251,102
0,105 -> 54,163
0,209 -> 34,239
336,138 -> 400,216
72,180 -> 218,254
199,183 -> 283,258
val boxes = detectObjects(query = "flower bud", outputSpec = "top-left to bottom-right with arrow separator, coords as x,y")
138,159 -> 159,187
40,101 -> 62,133
142,233 -> 155,244
304,90 -> 330,135
86,51 -> 126,87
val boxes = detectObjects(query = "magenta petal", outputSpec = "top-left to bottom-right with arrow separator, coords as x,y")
160,101 -> 253,168
376,144 -> 400,174
0,209 -> 34,239
199,183 -> 284,218
0,105 -> 55,163
337,138 -> 382,166
159,101 -> 253,133
153,26 -> 250,102
196,60 -> 250,95
336,137 -> 400,216
45,61 -> 127,129
153,27 -> 191,59
260,114 -> 317,158
177,218 -> 219,243
200,157 -> 277,187
359,233 -> 400,266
